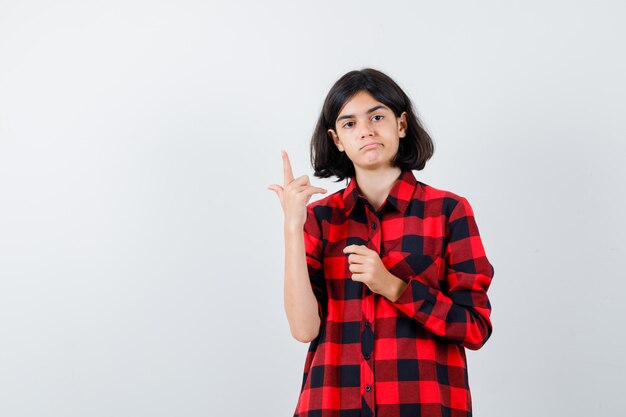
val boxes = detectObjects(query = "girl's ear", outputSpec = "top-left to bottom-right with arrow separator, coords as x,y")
327,129 -> 344,152
398,112 -> 408,138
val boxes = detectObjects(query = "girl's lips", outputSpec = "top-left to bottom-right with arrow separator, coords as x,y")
361,143 -> 381,150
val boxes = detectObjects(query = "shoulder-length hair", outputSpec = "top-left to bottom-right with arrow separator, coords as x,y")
310,67 -> 435,182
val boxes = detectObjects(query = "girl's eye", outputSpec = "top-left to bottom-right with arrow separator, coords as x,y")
343,116 -> 382,128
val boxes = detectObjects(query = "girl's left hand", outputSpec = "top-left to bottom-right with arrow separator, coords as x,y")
343,244 -> 406,301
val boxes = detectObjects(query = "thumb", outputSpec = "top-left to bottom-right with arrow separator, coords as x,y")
267,184 -> 284,201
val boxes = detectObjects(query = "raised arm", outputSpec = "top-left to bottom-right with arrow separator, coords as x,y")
267,150 -> 328,343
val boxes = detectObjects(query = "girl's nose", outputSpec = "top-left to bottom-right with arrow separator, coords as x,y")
359,121 -> 375,138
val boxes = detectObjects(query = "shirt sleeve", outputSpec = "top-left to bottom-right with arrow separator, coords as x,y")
390,196 -> 494,350
303,204 -> 328,320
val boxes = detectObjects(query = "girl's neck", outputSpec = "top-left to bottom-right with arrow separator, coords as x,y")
354,166 -> 403,212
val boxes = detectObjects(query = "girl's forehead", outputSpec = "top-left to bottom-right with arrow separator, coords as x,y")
337,91 -> 387,116
344,90 -> 377,105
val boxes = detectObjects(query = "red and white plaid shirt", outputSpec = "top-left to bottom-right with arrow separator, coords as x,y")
294,168 -> 494,417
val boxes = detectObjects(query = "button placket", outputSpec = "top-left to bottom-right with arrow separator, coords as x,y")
365,208 -> 380,296
361,203 -> 379,415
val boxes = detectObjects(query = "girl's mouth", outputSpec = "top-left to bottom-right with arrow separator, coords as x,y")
361,143 -> 381,150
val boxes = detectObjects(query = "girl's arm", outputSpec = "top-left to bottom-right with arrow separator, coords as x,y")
284,205 -> 325,343
389,196 -> 495,350
268,150 -> 328,344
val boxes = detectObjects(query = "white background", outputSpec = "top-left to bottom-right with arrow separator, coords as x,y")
1,1 -> 624,416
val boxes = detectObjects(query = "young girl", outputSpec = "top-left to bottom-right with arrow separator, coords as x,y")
267,68 -> 495,417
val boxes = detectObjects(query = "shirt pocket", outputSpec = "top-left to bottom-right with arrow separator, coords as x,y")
383,250 -> 443,290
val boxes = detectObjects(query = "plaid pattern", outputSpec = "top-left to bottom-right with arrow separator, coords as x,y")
294,168 -> 494,417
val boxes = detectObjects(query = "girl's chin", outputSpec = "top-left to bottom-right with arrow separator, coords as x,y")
354,158 -> 394,169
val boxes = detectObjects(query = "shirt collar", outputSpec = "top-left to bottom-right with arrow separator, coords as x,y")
342,168 -> 417,216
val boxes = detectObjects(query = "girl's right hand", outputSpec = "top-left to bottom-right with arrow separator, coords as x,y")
267,150 -> 328,231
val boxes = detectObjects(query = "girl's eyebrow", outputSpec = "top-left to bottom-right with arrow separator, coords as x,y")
337,105 -> 388,122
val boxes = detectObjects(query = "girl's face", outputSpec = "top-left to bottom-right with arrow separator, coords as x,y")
327,90 -> 407,172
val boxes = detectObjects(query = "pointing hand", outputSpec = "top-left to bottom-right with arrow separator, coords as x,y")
267,150 -> 328,231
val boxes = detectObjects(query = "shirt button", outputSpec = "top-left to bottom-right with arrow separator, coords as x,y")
371,222 -> 377,229
364,354 -> 370,360
364,321 -> 371,327
365,384 -> 371,392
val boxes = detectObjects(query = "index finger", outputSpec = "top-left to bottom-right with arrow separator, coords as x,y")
343,244 -> 368,254
281,150 -> 295,185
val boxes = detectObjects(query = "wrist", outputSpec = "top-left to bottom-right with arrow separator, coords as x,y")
284,221 -> 303,235
385,273 -> 408,302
